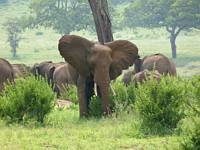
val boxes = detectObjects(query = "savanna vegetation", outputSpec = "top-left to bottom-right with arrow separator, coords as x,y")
0,0 -> 200,149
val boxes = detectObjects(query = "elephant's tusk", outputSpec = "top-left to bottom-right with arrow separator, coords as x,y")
94,83 -> 98,96
110,84 -> 116,96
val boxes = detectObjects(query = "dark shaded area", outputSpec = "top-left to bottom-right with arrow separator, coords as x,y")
85,74 -> 95,110
134,58 -> 142,73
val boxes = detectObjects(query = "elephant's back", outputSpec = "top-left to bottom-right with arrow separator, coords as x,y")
169,60 -> 177,76
141,54 -> 170,75
0,58 -> 14,82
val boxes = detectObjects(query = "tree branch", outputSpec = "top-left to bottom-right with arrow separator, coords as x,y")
166,26 -> 172,33
175,26 -> 185,37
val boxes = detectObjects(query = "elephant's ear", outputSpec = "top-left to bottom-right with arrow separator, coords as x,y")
105,40 -> 139,80
58,35 -> 94,76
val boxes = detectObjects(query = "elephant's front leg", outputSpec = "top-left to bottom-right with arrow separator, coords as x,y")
77,75 -> 88,117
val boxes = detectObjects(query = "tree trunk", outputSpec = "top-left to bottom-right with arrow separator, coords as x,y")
170,34 -> 177,59
12,44 -> 17,58
88,0 -> 113,43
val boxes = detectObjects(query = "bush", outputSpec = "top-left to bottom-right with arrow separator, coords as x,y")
185,76 -> 200,116
59,85 -> 78,104
88,81 -> 136,117
180,117 -> 200,150
135,76 -> 188,134
180,75 -> 200,149
0,76 -> 55,123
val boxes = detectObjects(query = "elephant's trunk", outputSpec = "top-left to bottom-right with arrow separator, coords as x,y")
94,67 -> 111,115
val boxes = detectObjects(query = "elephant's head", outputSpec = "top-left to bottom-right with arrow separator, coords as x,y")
58,35 -> 139,82
58,35 -> 139,116
31,61 -> 55,84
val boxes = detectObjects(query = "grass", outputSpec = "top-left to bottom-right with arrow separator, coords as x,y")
0,108 -> 181,150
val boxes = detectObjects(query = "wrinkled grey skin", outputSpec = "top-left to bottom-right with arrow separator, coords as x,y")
122,53 -> 176,85
53,63 -> 79,96
122,70 -> 135,85
135,53 -> 177,76
31,61 -> 65,85
133,69 -> 161,84
0,58 -> 15,92
12,64 -> 31,78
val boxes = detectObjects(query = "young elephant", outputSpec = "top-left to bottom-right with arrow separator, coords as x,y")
53,63 -> 79,96
133,69 -> 161,84
0,58 -> 15,92
12,64 -> 31,78
135,53 -> 177,76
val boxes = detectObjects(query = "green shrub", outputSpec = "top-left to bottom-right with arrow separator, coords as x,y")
110,81 -> 136,114
0,76 -> 55,123
89,96 -> 102,117
88,81 -> 136,117
180,76 -> 200,149
135,76 -> 187,134
59,85 -> 78,104
180,117 -> 200,150
185,75 -> 200,116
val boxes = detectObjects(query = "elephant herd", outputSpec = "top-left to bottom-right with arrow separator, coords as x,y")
0,59 -> 78,96
0,35 -> 177,118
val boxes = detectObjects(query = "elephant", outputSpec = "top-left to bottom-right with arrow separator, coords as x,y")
31,61 -> 64,86
12,63 -> 31,78
122,70 -> 135,85
134,53 -> 177,76
132,69 -> 161,84
58,35 -> 139,117
53,63 -> 79,96
0,58 -> 15,92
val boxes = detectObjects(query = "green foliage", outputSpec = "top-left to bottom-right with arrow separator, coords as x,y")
28,0 -> 94,34
180,117 -> 200,150
186,75 -> 200,116
179,76 -> 200,149
59,85 -> 78,104
89,96 -> 103,117
135,76 -> 188,134
124,0 -> 200,58
0,0 -> 7,4
0,76 -> 55,123
89,81 -> 136,117
124,0 -> 200,29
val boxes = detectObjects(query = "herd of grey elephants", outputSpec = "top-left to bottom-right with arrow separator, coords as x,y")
0,35 -> 176,117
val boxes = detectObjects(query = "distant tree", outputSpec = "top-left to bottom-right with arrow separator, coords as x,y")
29,0 -> 94,34
110,0 -> 133,5
4,19 -> 22,58
88,0 -> 113,43
0,0 -> 8,4
124,0 -> 200,58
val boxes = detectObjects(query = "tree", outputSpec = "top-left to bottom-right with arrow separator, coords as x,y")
4,19 -> 22,58
0,0 -> 8,4
88,0 -> 113,43
29,0 -> 94,34
124,0 -> 200,58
